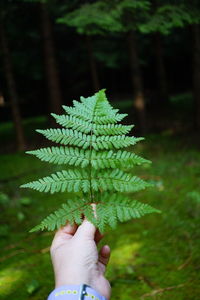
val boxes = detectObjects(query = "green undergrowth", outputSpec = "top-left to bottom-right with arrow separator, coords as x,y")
0,133 -> 200,299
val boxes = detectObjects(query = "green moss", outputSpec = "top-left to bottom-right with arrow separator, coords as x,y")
0,133 -> 200,299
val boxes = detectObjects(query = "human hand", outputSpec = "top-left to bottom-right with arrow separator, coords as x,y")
50,219 -> 111,299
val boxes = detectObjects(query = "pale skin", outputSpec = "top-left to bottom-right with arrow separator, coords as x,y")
50,219 -> 111,299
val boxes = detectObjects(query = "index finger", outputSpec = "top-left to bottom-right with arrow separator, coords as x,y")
51,222 -> 78,250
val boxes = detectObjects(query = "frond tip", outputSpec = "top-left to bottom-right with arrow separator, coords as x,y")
21,89 -> 160,232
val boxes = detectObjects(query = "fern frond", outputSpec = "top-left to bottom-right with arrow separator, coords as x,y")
52,113 -> 133,135
63,105 -> 127,124
92,113 -> 127,124
91,150 -> 151,169
96,194 -> 161,232
91,135 -> 144,150
21,169 -> 90,193
30,195 -> 160,233
21,168 -> 151,194
91,169 -> 151,193
52,114 -> 92,134
21,89 -> 159,232
30,199 -> 95,232
80,89 -> 118,117
36,128 -> 91,148
62,105 -> 93,121
37,128 -> 143,150
93,124 -> 133,135
27,147 -> 90,167
74,92 -> 116,115
73,98 -> 118,118
27,147 -> 150,170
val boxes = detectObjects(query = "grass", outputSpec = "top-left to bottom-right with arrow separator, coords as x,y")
0,116 -> 200,299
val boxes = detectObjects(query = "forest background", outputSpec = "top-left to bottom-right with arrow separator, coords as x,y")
0,0 -> 200,299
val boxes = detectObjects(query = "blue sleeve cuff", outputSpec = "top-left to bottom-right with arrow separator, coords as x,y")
47,284 -> 107,300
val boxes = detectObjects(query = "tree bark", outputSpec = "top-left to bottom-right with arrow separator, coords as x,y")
86,35 -> 100,92
127,30 -> 146,133
40,2 -> 63,115
0,21 -> 26,151
192,24 -> 200,130
153,32 -> 169,104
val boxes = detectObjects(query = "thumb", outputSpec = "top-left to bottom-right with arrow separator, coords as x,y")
75,219 -> 96,239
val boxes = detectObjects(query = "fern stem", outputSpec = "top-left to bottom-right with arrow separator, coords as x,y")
88,100 -> 98,203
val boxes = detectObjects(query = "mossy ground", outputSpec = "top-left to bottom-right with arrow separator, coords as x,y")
0,116 -> 200,300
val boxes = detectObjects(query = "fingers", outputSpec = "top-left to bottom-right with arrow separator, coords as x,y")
51,223 -> 78,250
98,245 -> 111,273
95,229 -> 104,244
57,223 -> 78,237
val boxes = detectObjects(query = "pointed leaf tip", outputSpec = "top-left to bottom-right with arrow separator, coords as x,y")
26,150 -> 35,155
97,88 -> 106,94
20,184 -> 27,188
29,226 -> 40,233
36,129 -> 43,134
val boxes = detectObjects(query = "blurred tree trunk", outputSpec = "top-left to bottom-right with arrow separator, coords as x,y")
127,30 -> 146,133
154,32 -> 169,104
40,2 -> 62,115
0,90 -> 5,106
86,35 -> 100,92
192,24 -> 200,130
0,21 -> 26,151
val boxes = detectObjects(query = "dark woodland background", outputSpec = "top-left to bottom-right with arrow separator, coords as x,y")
0,1 -> 200,299
0,0 -> 200,151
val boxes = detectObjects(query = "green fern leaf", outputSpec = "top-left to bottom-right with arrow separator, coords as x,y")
52,113 -> 134,136
21,169 -> 89,193
51,114 -> 92,134
93,124 -> 134,135
91,169 -> 152,193
36,128 -> 90,148
91,150 -> 151,169
27,147 -> 150,170
21,89 -> 160,232
37,128 -> 143,150
27,147 -> 90,167
96,194 -> 161,232
21,168 -> 151,194
63,105 -> 127,124
30,198 -> 85,232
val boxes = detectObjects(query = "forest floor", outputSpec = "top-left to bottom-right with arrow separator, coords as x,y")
0,113 -> 200,300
